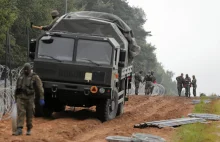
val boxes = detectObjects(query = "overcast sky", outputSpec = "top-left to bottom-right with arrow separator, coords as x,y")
128,0 -> 220,95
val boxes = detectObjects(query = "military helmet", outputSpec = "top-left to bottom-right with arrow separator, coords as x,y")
51,10 -> 59,17
23,63 -> 31,70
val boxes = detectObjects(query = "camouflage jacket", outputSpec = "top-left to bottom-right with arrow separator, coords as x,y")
191,79 -> 197,87
184,77 -> 191,85
15,72 -> 44,100
135,72 -> 142,83
176,76 -> 184,85
143,74 -> 155,82
42,16 -> 59,31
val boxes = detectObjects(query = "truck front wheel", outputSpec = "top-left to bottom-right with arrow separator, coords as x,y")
43,107 -> 53,117
96,88 -> 118,122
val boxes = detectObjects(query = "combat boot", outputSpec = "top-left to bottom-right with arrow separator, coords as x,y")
26,129 -> 31,135
15,128 -> 23,136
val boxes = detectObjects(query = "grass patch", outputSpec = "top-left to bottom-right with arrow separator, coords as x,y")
172,97 -> 220,142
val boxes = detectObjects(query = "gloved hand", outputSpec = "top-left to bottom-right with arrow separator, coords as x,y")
39,99 -> 45,106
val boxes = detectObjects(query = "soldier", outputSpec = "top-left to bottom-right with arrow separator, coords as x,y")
191,75 -> 197,97
143,71 -> 154,95
40,10 -> 60,31
150,71 -> 156,94
184,74 -> 191,97
176,73 -> 184,96
14,63 -> 44,136
134,71 -> 143,95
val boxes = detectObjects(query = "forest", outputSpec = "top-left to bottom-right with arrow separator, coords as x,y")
0,0 -> 177,95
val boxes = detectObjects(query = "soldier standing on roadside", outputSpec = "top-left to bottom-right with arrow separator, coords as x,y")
191,75 -> 197,97
14,63 -> 44,136
150,71 -> 156,94
40,10 -> 60,31
143,71 -> 155,95
184,74 -> 191,97
134,71 -> 143,95
176,73 -> 184,96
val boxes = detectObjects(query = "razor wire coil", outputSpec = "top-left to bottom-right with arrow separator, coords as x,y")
0,64 -> 28,120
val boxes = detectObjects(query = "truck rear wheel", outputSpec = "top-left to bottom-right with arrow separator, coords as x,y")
116,102 -> 124,116
96,88 -> 118,122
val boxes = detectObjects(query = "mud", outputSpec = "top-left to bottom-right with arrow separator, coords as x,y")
0,95 -> 194,142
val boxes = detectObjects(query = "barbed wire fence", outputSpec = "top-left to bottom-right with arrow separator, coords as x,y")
0,63 -> 33,121
0,65 -> 20,120
128,75 -> 166,96
0,28 -> 31,121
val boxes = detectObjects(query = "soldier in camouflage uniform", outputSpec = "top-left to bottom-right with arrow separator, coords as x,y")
40,10 -> 60,31
184,74 -> 191,97
143,71 -> 155,95
134,71 -> 143,95
150,71 -> 156,94
191,75 -> 197,97
14,63 -> 44,136
176,73 -> 184,96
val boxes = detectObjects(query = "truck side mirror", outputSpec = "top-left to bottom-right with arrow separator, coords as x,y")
29,39 -> 36,60
119,50 -> 126,67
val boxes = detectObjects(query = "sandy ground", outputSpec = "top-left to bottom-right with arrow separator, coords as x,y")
0,95 -> 194,142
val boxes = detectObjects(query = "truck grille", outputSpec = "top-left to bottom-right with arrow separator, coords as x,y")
58,70 -> 84,80
58,70 -> 105,82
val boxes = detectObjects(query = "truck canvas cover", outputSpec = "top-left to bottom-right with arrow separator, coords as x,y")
51,11 -> 141,62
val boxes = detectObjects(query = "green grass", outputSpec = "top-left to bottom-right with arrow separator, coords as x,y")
172,97 -> 220,142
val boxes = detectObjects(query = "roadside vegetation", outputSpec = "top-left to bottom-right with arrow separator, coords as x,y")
0,0 -> 177,95
172,97 -> 220,142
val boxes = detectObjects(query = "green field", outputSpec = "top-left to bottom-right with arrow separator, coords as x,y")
172,97 -> 220,142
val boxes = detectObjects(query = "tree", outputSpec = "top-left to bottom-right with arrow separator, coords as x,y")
1,0 -> 178,95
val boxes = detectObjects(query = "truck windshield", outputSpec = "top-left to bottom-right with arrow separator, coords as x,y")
38,37 -> 74,61
76,39 -> 112,65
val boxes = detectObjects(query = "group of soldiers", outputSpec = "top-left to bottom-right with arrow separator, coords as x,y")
176,73 -> 197,97
11,9 -> 59,136
134,70 -> 156,95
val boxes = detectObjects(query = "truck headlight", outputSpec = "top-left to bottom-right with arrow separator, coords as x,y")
99,88 -> 105,94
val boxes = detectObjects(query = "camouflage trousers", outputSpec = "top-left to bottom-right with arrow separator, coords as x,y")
17,98 -> 34,129
135,82 -> 140,95
193,87 -> 196,97
177,85 -> 182,96
145,81 -> 153,95
185,85 -> 190,97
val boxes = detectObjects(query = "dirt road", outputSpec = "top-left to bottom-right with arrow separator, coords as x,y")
0,95 -> 194,142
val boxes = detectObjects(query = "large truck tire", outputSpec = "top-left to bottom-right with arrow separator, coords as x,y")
43,107 -> 53,117
116,102 -> 124,116
96,88 -> 119,122
54,105 -> 65,112
34,103 -> 53,118
34,103 -> 43,117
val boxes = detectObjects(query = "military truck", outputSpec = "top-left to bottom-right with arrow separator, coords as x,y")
29,11 -> 140,122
